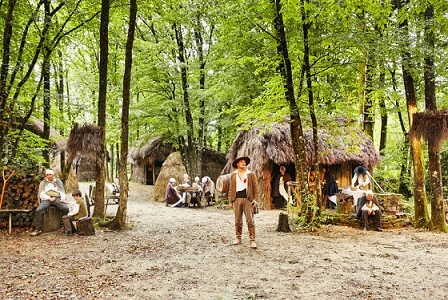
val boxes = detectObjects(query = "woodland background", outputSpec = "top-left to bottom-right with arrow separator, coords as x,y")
1,1 -> 447,230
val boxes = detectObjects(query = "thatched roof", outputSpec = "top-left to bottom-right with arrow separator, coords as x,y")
411,109 -> 448,151
66,123 -> 103,159
130,137 -> 175,161
223,122 -> 380,173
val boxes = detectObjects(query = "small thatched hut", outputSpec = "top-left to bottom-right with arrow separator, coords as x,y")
130,137 -> 226,185
222,121 -> 380,209
153,152 -> 187,202
129,138 -> 175,185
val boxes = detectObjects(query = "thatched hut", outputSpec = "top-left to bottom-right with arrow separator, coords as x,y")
222,122 -> 380,209
129,137 -> 226,185
129,138 -> 175,185
153,152 -> 187,202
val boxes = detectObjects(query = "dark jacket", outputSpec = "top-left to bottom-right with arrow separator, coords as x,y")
322,171 -> 338,197
356,195 -> 381,218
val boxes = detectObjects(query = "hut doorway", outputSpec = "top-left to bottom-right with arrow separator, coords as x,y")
271,164 -> 296,209
146,161 -> 163,185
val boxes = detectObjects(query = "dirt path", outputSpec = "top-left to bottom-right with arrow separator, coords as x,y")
1,182 -> 447,300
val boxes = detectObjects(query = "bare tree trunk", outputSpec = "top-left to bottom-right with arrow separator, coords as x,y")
378,71 -> 387,153
93,0 -> 110,218
0,0 -> 16,155
423,5 -> 447,231
109,0 -> 136,230
174,22 -> 196,176
394,0 -> 430,228
273,0 -> 309,217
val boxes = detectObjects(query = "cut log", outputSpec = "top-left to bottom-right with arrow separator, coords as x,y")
76,217 -> 95,236
276,212 -> 291,232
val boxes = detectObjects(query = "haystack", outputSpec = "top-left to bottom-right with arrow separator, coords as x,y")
152,152 -> 187,202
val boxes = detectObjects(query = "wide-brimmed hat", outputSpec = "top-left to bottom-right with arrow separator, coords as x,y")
232,156 -> 250,168
45,169 -> 55,175
354,166 -> 367,174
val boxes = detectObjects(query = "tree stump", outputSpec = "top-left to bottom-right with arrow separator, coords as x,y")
42,206 -> 63,233
76,217 -> 95,236
276,212 -> 291,232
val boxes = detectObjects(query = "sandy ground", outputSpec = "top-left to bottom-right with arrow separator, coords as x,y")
1,182 -> 447,300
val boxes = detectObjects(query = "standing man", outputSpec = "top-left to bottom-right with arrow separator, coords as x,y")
228,156 -> 259,249
30,169 -> 69,236
351,166 -> 370,190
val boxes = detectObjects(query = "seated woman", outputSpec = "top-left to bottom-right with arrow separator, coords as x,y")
165,178 -> 181,207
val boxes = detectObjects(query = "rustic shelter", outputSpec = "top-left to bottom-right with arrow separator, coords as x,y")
221,121 -> 380,209
129,138 -> 226,186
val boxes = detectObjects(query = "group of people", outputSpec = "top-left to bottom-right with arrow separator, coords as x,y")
29,169 -> 88,237
165,174 -> 216,208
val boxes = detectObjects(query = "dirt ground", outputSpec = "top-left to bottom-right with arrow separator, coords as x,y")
1,182 -> 447,300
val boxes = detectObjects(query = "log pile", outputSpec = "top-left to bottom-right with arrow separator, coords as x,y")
0,174 -> 41,228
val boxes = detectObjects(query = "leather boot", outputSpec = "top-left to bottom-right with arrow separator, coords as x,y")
248,226 -> 257,249
232,225 -> 242,245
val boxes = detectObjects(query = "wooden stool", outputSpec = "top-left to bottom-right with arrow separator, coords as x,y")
42,206 -> 63,233
76,217 -> 95,236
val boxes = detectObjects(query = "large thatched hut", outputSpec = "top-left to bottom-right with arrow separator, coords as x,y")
221,121 -> 380,209
130,137 -> 226,185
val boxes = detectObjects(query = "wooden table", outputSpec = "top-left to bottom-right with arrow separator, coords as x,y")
0,209 -> 32,235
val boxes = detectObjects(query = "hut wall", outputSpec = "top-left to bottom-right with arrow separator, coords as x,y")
131,160 -> 146,184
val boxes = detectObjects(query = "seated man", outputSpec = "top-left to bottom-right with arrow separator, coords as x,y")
30,169 -> 69,236
356,190 -> 382,231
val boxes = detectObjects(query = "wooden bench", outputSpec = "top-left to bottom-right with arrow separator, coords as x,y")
88,184 -> 120,214
0,209 -> 32,235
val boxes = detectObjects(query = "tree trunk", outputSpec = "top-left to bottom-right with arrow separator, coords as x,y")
0,0 -> 16,155
273,0 -> 309,215
174,22 -> 196,176
378,71 -> 387,153
423,5 -> 447,231
109,0 -> 136,230
395,0 -> 430,228
93,0 -> 110,218
300,0 -> 320,216
363,59 -> 375,139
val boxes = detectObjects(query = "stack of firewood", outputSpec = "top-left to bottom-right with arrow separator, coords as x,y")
0,174 -> 40,228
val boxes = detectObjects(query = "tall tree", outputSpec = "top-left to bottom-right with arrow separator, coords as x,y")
273,0 -> 309,215
423,4 -> 446,231
93,0 -> 110,218
395,0 -> 430,228
109,0 -> 137,230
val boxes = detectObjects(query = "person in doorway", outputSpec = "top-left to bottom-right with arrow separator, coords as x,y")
228,156 -> 259,249
165,178 -> 181,206
271,166 -> 292,209
356,190 -> 382,231
62,189 -> 88,235
30,169 -> 69,237
321,166 -> 338,209
351,166 -> 370,190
